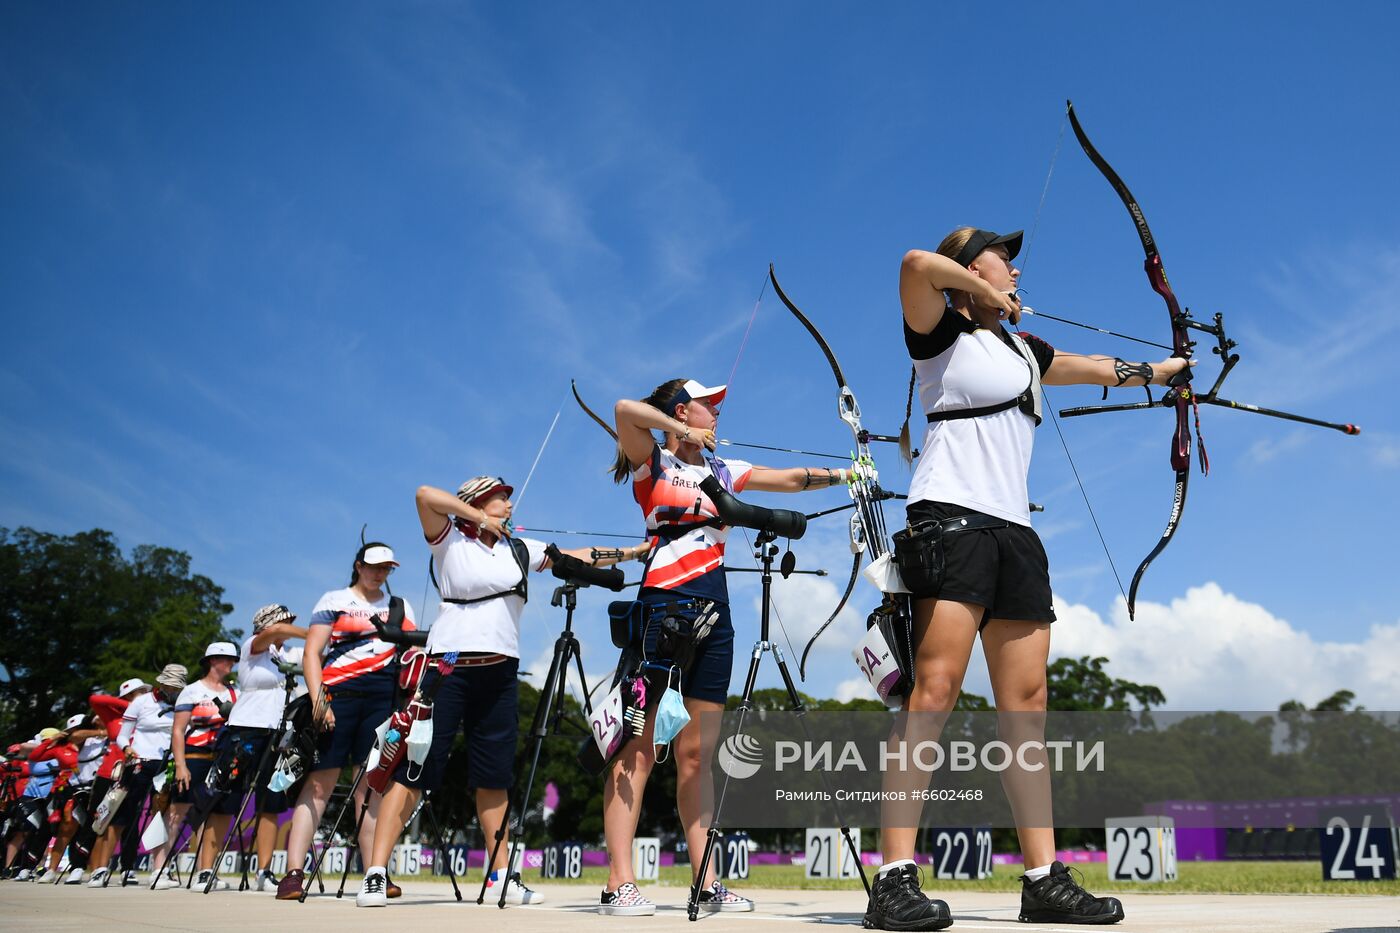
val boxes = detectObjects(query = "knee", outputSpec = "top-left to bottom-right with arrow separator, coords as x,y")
673,738 -> 705,779
911,672 -> 961,711
997,681 -> 1047,713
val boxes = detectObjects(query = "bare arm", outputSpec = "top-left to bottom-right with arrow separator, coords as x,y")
301,624 -> 332,723
613,399 -> 714,473
251,622 -> 306,655
416,485 -> 502,542
170,710 -> 191,773
744,465 -> 850,494
900,249 -> 1020,333
1043,351 -> 1193,387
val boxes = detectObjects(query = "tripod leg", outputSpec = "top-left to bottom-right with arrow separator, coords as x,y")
336,792 -> 372,897
183,818 -> 211,889
299,769 -> 366,903
687,640 -> 766,921
421,794 -> 462,901
570,636 -> 594,715
478,631 -> 568,905
207,786 -> 256,893
771,646 -> 871,897
149,804 -> 206,890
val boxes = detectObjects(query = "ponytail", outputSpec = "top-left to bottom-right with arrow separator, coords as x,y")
610,378 -> 689,484
897,365 -> 918,465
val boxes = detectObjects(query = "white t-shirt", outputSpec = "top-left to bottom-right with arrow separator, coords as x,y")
227,635 -> 291,729
425,522 -> 548,657
74,735 -> 107,785
904,314 -> 1055,525
118,691 -> 174,760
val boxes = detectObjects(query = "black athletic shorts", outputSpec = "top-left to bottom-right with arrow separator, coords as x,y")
905,500 -> 1056,628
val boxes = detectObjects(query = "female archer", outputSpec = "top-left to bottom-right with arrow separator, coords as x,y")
599,378 -> 845,916
861,227 -> 1190,932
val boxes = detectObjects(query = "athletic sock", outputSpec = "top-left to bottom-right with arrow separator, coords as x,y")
1023,863 -> 1052,881
366,865 -> 386,877
876,858 -> 916,879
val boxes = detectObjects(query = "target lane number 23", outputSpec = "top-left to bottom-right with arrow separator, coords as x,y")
1105,816 -> 1178,883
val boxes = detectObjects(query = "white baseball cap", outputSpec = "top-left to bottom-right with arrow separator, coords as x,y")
118,678 -> 149,698
65,714 -> 86,731
672,379 -> 727,407
203,641 -> 238,660
361,545 -> 399,567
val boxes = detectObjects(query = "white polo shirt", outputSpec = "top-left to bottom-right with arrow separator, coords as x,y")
425,522 -> 548,657
118,692 -> 174,761
227,635 -> 291,729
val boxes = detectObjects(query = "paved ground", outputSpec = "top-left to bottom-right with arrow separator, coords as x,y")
1,879 -> 1396,932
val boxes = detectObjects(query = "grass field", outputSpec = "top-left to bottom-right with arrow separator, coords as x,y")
470,861 -> 1400,896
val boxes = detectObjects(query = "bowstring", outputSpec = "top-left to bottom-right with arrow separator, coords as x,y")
718,272 -> 801,669
1018,109 -> 1130,608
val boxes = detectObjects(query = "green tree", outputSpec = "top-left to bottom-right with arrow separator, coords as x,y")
1046,655 -> 1165,711
0,527 -> 233,737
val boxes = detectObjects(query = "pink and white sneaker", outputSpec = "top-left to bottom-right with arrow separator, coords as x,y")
697,879 -> 755,912
599,881 -> 656,916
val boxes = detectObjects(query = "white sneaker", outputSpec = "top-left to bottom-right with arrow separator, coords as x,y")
37,869 -> 59,883
121,870 -> 139,887
356,871 -> 387,908
492,871 -> 544,905
64,868 -> 86,885
599,881 -> 655,916
13,869 -> 33,882
152,870 -> 180,890
697,879 -> 755,912
194,870 -> 230,892
87,868 -> 110,888
255,869 -> 277,892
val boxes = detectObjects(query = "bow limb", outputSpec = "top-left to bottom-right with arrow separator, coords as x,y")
571,378 -> 618,441
1067,101 -> 1200,620
798,551 -> 860,681
769,264 -> 904,675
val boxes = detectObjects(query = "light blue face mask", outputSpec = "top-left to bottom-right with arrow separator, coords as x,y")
652,667 -> 690,763
267,766 -> 296,793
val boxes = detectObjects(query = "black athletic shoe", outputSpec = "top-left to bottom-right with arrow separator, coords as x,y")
1018,861 -> 1124,924
863,863 -> 953,931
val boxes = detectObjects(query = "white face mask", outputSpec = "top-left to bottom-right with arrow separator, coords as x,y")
405,713 -> 434,765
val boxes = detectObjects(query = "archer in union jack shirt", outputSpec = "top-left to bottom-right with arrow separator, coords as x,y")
310,586 -> 417,689
278,543 -> 415,900
601,377 -> 849,917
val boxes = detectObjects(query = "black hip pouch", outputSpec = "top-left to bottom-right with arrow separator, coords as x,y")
892,520 -> 945,596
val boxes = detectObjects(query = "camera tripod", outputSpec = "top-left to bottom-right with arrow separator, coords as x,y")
686,527 -> 871,921
477,577 -> 595,907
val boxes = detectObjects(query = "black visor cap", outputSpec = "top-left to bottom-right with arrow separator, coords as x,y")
954,229 -> 1024,268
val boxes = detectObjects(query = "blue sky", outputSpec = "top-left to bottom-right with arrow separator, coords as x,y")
3,3 -> 1397,710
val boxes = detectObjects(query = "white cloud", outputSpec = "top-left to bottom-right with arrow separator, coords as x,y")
835,677 -> 878,703
1048,583 -> 1400,709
